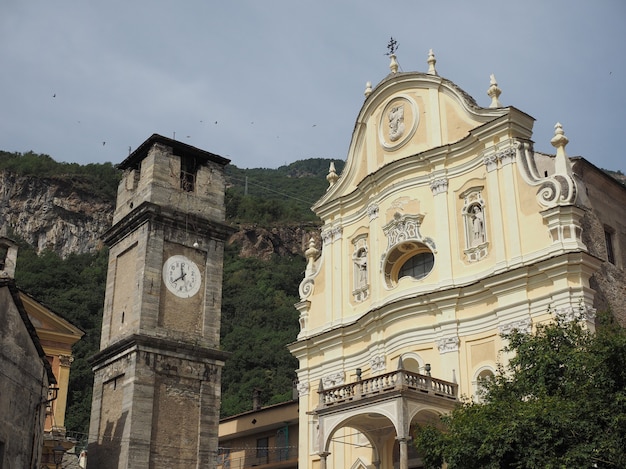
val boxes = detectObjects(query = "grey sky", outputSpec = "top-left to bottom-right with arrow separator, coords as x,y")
1,1 -> 625,172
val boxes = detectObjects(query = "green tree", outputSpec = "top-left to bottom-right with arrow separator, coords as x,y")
415,311 -> 626,469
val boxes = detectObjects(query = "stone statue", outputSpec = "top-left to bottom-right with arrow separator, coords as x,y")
470,205 -> 485,246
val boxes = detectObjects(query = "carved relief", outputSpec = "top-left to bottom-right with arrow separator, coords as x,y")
321,225 -> 343,245
388,104 -> 405,142
322,372 -> 345,388
498,318 -> 532,335
367,204 -> 379,222
296,381 -> 310,397
430,178 -> 449,195
383,213 -> 436,253
436,336 -> 460,354
370,355 -> 386,373
379,96 -> 419,151
59,355 -> 74,367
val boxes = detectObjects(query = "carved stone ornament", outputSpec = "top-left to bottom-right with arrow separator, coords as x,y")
321,225 -> 343,245
436,336 -> 460,354
296,381 -> 310,397
367,204 -> 380,222
59,355 -> 74,367
557,304 -> 597,323
514,139 -> 577,208
498,318 -> 532,335
379,96 -> 419,151
370,355 -> 386,373
429,178 -> 449,195
383,213 -> 436,252
322,372 -> 345,389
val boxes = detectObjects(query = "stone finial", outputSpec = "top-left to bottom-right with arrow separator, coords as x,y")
304,237 -> 319,276
326,161 -> 339,186
487,74 -> 502,108
551,122 -> 573,176
427,49 -> 437,75
364,81 -> 372,97
389,54 -> 399,74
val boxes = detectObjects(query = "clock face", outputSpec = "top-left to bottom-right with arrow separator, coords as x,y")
162,255 -> 202,298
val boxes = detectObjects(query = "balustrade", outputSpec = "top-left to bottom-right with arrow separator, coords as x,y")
318,369 -> 457,408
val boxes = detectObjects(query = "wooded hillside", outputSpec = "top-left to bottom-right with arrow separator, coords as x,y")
4,150 -> 345,443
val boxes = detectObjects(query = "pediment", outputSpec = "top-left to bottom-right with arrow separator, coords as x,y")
313,72 -> 528,218
19,291 -> 84,345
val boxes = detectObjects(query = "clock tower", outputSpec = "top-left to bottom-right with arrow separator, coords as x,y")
88,134 -> 232,469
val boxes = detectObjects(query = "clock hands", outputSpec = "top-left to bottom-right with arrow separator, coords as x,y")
172,264 -> 187,283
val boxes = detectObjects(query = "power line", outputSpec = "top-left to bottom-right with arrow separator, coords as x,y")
226,174 -> 319,207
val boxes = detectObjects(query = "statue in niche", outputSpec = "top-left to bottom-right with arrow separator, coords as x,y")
470,204 -> 485,246
388,104 -> 405,142
354,247 -> 368,289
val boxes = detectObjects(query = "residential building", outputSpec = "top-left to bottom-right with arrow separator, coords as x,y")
218,397 -> 299,469
0,236 -> 85,467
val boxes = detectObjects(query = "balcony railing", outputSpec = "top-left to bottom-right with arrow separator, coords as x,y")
318,369 -> 458,408
217,447 -> 297,469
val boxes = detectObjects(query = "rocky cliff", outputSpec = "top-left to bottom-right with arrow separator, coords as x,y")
0,170 -> 317,259
0,171 -> 114,257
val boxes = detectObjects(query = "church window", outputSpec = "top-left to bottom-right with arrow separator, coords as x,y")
383,241 -> 435,287
398,251 -> 434,281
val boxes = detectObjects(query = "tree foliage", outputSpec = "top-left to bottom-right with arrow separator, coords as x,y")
225,158 -> 345,223
13,239 -> 108,438
414,311 -> 626,468
219,240 -> 304,416
0,150 -> 120,201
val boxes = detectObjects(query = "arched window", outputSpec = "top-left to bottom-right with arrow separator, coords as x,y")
473,367 -> 495,402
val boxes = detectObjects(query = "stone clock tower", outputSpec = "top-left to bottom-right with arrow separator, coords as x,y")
87,134 -> 232,469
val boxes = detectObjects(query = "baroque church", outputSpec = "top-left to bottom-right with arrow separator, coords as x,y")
288,50 -> 626,469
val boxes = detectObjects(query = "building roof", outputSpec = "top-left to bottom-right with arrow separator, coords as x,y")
117,133 -> 230,170
0,278 -> 56,385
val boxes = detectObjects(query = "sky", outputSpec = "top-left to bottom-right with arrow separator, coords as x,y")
1,1 -> 625,171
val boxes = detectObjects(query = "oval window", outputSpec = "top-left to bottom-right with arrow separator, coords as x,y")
398,251 -> 434,281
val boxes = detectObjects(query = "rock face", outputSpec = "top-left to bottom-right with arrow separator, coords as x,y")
0,170 -> 318,260
228,224 -> 320,261
0,171 -> 114,257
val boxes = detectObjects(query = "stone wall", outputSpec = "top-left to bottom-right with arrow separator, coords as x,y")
574,159 -> 626,325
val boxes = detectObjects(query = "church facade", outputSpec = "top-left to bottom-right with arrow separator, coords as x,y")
289,51 -> 624,469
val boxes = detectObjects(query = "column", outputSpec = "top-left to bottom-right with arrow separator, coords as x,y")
397,437 -> 409,469
319,451 -> 330,469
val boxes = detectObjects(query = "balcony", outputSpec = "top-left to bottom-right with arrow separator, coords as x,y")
317,368 -> 458,410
